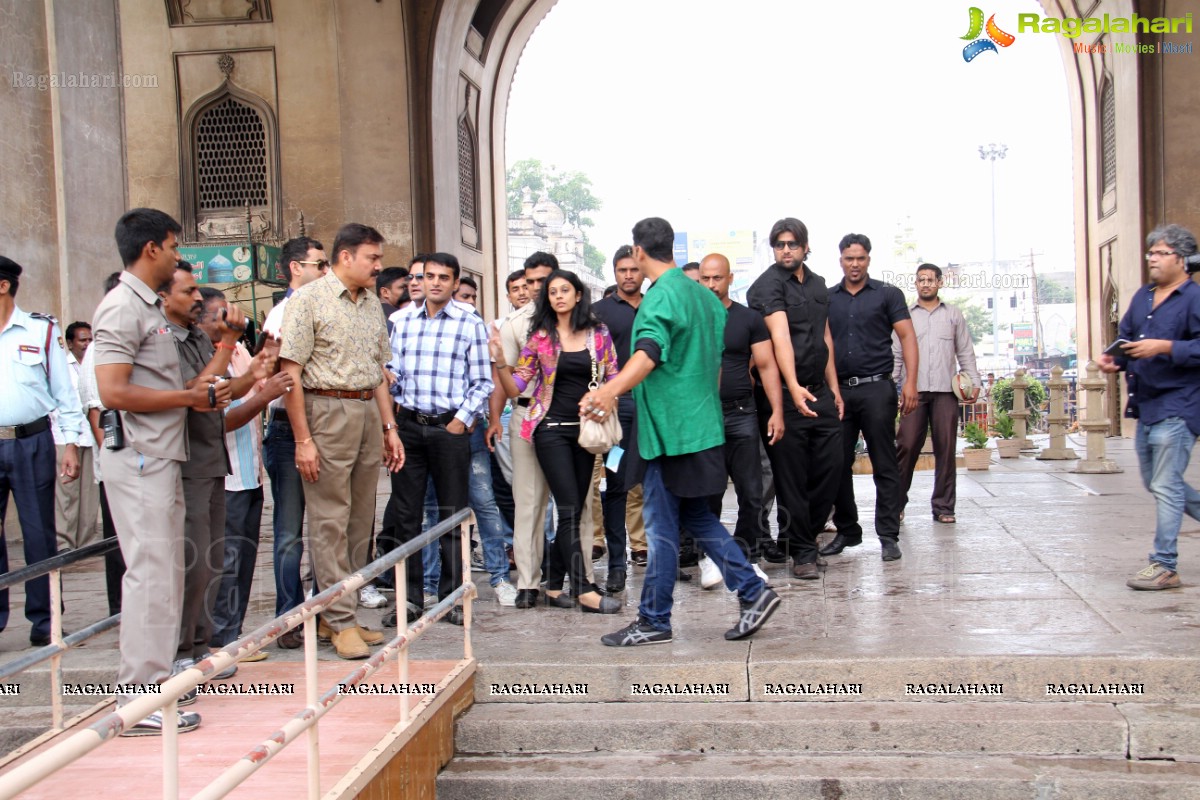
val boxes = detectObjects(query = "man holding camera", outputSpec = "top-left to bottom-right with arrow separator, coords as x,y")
1100,224 -> 1200,591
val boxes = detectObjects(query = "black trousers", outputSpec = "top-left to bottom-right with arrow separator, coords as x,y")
382,418 -> 471,610
708,404 -> 768,557
833,379 -> 902,541
757,384 -> 842,564
534,420 -> 596,598
98,482 -> 127,617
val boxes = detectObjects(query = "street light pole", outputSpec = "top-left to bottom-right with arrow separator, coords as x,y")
980,143 -> 1007,371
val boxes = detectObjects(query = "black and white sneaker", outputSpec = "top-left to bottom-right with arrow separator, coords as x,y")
724,588 -> 780,641
121,709 -> 202,737
600,618 -> 672,647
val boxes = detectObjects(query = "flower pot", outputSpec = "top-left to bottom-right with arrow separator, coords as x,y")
995,439 -> 1022,459
963,447 -> 992,470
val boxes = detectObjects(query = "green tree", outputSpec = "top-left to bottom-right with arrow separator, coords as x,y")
506,159 -> 605,277
1037,277 -> 1075,304
506,158 -> 547,218
584,242 -> 606,275
992,375 -> 1047,422
547,170 -> 601,230
945,298 -> 990,345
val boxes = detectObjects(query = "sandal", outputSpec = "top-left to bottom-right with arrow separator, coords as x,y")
934,514 -> 956,524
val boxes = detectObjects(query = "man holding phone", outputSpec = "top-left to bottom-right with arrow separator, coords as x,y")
1099,223 -> 1200,591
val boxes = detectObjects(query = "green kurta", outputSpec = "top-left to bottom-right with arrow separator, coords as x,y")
631,267 -> 726,460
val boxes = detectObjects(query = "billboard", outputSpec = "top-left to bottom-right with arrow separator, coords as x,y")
178,243 -> 285,286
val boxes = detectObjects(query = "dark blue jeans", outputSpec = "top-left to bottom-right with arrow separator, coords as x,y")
638,460 -> 763,631
0,428 -> 57,639
209,486 -> 264,648
264,414 -> 307,616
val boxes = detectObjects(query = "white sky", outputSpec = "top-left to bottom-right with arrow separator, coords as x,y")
506,0 -> 1076,286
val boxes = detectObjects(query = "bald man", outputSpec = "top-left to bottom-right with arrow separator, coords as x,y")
697,254 -> 785,563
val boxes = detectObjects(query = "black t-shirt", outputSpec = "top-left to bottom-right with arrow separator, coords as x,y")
547,349 -> 591,420
592,294 -> 639,369
746,263 -> 830,386
828,278 -> 910,378
720,301 -> 770,402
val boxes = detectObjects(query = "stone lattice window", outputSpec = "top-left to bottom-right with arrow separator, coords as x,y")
196,97 -> 269,210
458,116 -> 477,227
1100,78 -> 1116,192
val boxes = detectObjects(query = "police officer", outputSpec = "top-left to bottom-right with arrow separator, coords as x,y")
0,255 -> 85,648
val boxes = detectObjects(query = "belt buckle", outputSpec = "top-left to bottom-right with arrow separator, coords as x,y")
0,426 -> 15,440
847,376 -> 860,387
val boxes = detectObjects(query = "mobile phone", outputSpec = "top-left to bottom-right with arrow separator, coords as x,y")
220,307 -> 246,332
101,409 -> 125,450
1103,338 -> 1133,358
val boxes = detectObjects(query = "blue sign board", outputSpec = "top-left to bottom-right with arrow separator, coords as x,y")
673,231 -> 689,266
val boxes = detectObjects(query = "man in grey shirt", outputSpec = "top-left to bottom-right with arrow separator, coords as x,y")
893,263 -> 980,524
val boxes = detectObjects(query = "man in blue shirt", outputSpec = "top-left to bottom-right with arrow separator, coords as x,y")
1100,223 -> 1200,591
0,256 -> 85,648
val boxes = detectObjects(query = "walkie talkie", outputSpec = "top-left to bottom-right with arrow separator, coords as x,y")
101,409 -> 126,450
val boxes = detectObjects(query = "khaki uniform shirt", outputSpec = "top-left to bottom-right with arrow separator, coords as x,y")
91,271 -> 188,461
278,270 -> 390,391
498,303 -> 536,399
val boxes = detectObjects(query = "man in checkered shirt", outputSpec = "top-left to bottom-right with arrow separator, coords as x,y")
383,252 -> 493,625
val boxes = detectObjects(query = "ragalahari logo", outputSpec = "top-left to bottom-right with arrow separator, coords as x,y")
961,7 -> 1016,62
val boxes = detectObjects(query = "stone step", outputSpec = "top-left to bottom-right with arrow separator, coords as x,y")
437,753 -> 1200,800
455,701 -> 1133,758
0,665 -> 114,709
474,651 -> 1200,704
0,705 -> 101,753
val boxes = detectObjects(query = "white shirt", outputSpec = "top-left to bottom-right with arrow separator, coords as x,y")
262,294 -> 291,412
79,346 -> 103,483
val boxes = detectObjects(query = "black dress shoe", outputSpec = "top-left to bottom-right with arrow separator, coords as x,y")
760,541 -> 787,563
819,534 -> 862,556
677,569 -> 692,582
605,568 -> 627,594
545,592 -> 576,609
30,631 -> 66,648
582,596 -> 623,614
791,562 -> 820,580
444,607 -> 464,625
630,550 -> 648,566
881,539 -> 902,561
514,589 -> 539,608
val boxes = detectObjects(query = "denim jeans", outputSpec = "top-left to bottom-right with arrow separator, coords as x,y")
638,460 -> 764,631
209,487 -> 263,647
1135,416 -> 1200,572
422,426 -> 513,588
264,415 -> 307,616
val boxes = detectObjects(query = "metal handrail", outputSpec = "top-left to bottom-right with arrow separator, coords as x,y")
0,537 -> 118,591
0,508 -> 476,800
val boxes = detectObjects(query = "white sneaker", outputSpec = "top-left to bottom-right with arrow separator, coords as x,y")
359,585 -> 388,609
494,581 -> 518,607
699,556 -> 722,590
753,563 -> 770,583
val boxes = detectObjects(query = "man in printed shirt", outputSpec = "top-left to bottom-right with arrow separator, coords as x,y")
893,263 -> 979,525
385,252 -> 493,626
279,223 -> 404,660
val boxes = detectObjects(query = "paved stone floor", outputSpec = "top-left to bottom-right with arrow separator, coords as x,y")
2,433 -> 1198,679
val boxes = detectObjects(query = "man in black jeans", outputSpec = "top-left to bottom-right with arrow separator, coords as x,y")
591,245 -> 645,591
821,233 -> 918,562
698,253 -> 785,561
746,218 -> 844,580
383,253 -> 492,625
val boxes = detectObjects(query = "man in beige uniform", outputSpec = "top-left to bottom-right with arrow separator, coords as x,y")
93,208 -> 230,736
279,222 -> 404,660
495,251 -> 556,608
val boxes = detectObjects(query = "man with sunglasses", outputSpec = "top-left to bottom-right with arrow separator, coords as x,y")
745,218 -> 843,580
1100,224 -> 1200,591
262,236 -> 326,647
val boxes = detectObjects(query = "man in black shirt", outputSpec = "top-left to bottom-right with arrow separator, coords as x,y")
822,233 -> 918,562
698,254 -> 784,560
746,218 -> 844,580
591,245 -> 643,592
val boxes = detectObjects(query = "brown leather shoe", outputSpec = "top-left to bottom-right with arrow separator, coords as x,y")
332,627 -> 369,659
277,628 -> 303,650
792,562 -> 820,580
357,626 -> 385,646
317,617 -> 334,642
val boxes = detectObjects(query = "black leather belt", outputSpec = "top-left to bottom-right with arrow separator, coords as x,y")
0,416 -> 50,440
396,407 -> 457,426
722,394 -> 754,412
839,373 -> 890,388
515,397 -> 532,408
804,382 -> 826,394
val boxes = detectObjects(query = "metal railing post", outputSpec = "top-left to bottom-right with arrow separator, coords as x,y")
304,612 -> 320,800
48,568 -> 63,731
397,556 -> 409,727
460,521 -> 473,661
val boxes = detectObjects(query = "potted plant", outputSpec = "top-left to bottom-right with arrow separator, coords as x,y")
992,412 -> 1021,459
962,421 -> 992,470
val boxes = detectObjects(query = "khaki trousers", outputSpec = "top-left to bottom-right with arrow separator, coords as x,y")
579,455 -> 604,584
55,444 -> 99,551
627,483 -> 646,551
510,405 -> 551,590
100,447 -> 184,701
301,396 -> 382,630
